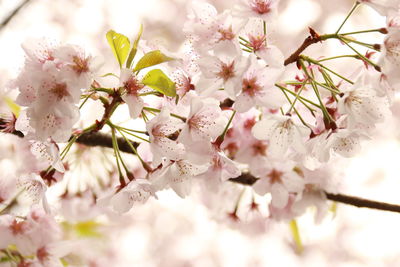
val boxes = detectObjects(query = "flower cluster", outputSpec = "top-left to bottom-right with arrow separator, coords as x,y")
13,39 -> 99,171
1,0 -> 400,264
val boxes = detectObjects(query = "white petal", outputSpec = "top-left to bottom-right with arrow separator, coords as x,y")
270,183 -> 289,209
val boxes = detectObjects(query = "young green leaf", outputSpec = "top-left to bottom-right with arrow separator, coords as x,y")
126,24 -> 143,69
142,69 -> 176,97
3,96 -> 20,117
134,50 -> 174,72
106,30 -> 130,68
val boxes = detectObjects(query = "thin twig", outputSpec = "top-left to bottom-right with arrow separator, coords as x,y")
0,0 -> 32,31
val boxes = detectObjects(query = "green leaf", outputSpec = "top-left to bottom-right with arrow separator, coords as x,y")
106,30 -> 130,68
62,221 -> 102,238
126,24 -> 143,69
134,50 -> 174,72
3,97 -> 20,117
142,69 -> 176,97
100,72 -> 119,79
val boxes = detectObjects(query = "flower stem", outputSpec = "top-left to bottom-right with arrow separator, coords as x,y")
279,87 -> 310,128
219,110 -> 236,140
120,129 -> 150,143
115,127 -> 148,168
143,107 -> 187,122
317,54 -> 359,62
286,81 -> 306,114
335,1 -> 360,34
79,92 -> 95,109
300,55 -> 354,84
338,36 -> 381,71
299,59 -> 333,123
111,127 -> 127,186
276,84 -> 321,109
289,219 -> 303,254
340,28 -> 387,35
339,35 -> 377,50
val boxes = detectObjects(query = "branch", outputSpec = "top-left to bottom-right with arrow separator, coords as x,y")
324,192 -> 400,213
229,174 -> 400,214
284,28 -> 323,66
0,0 -> 32,31
75,132 -> 139,154
6,128 -> 400,214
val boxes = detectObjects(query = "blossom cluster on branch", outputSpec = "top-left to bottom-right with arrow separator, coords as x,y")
1,0 -> 400,265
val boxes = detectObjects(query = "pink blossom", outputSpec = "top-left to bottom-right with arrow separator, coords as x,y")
179,97 -> 228,144
359,0 -> 400,16
151,159 -> 209,198
119,68 -> 145,119
196,41 -> 249,98
253,160 -> 304,209
53,44 -> 101,89
184,1 -> 240,51
110,179 -> 156,213
146,108 -> 186,165
233,54 -> 284,112
234,0 -> 279,23
338,80 -> 390,129
17,174 -> 49,212
30,141 -> 64,173
14,38 -> 96,144
251,114 -> 310,157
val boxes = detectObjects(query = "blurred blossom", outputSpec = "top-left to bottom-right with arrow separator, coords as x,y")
0,0 -> 400,267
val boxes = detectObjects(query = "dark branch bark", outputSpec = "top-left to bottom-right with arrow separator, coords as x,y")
284,28 -> 323,66
5,129 -> 400,214
0,0 -> 32,31
75,131 -> 139,154
230,174 -> 400,213
324,192 -> 400,213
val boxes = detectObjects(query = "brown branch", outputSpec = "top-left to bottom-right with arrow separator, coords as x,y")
230,174 -> 400,214
324,192 -> 400,213
283,29 -> 341,66
75,132 -> 139,154
0,0 -> 32,31
5,128 -> 400,214
284,28 -> 324,66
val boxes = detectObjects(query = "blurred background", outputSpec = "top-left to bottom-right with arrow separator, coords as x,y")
1,0 -> 400,266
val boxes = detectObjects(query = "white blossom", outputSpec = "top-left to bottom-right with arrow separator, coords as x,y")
233,54 -> 284,112
119,68 -> 145,119
111,179 -> 156,213
338,80 -> 390,129
146,108 -> 186,165
253,160 -> 304,209
252,114 -> 310,157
